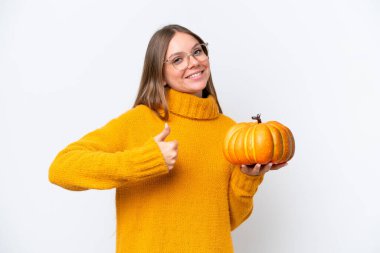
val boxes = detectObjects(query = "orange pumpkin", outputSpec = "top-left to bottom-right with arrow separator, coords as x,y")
223,114 -> 295,165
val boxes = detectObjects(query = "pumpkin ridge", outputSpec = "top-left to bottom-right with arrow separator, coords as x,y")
229,127 -> 243,163
261,124 -> 274,164
251,125 -> 257,164
267,122 -> 284,164
283,124 -> 295,160
242,127 -> 249,162
224,124 -> 246,163
247,125 -> 256,164
269,121 -> 290,163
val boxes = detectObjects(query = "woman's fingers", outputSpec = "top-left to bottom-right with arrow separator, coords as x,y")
240,164 -> 262,176
156,140 -> 178,171
154,123 -> 179,171
262,163 -> 272,173
271,162 -> 288,170
240,162 -> 288,176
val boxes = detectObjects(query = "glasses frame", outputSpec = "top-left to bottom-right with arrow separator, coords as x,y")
163,42 -> 209,70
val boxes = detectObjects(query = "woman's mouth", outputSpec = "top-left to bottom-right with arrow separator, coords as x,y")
185,70 -> 204,79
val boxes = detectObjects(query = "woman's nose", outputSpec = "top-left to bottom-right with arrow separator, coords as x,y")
187,55 -> 200,69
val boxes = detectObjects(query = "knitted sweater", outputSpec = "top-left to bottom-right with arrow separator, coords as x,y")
49,88 -> 264,253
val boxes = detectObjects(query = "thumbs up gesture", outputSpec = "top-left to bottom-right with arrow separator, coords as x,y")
153,123 -> 178,171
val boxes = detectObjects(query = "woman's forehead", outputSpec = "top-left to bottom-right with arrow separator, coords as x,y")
166,32 -> 199,56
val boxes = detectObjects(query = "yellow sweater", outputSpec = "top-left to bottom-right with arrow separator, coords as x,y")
49,88 -> 264,253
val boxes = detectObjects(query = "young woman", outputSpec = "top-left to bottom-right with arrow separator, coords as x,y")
49,24 -> 286,253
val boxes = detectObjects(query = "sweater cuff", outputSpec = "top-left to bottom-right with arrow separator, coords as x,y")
230,165 -> 264,196
117,137 -> 169,180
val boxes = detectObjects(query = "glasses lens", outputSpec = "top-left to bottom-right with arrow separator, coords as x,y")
193,44 -> 208,62
170,52 -> 188,70
170,44 -> 209,70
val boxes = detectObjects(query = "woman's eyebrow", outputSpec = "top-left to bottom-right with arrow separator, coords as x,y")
168,43 -> 201,58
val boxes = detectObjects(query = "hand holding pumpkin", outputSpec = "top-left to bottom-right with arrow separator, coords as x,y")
240,162 -> 288,176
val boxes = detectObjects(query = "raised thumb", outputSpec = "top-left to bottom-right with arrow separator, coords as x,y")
154,123 -> 170,142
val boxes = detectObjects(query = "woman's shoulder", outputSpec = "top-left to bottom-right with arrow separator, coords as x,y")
218,113 -> 237,126
100,105 -> 157,133
116,104 -> 158,123
120,104 -> 152,116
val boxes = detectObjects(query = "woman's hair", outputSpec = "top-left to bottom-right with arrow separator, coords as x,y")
132,24 -> 223,121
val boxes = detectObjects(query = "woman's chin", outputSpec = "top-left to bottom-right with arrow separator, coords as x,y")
184,79 -> 207,90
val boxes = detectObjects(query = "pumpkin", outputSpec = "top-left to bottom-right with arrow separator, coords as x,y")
223,114 -> 295,165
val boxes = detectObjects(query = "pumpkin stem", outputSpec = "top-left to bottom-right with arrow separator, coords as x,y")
251,114 -> 262,123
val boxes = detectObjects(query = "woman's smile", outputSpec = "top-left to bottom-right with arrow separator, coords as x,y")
185,70 -> 205,80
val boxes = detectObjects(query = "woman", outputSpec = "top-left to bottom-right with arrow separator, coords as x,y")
49,24 -> 287,253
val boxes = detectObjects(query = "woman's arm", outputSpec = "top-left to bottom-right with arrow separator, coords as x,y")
228,164 -> 264,231
48,115 -> 168,191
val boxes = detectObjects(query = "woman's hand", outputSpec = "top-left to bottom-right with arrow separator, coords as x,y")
154,123 -> 178,171
240,162 -> 288,176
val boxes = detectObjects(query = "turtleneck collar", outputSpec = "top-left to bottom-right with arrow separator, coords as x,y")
165,88 -> 220,120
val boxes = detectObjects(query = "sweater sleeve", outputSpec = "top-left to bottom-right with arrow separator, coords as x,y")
48,115 -> 169,191
228,164 -> 264,231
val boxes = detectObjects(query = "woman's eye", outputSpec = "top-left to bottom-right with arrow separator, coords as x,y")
172,57 -> 183,65
193,49 -> 202,56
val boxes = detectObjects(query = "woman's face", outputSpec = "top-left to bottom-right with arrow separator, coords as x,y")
163,32 -> 211,97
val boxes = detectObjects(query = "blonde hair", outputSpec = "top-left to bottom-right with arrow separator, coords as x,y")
133,24 -> 223,121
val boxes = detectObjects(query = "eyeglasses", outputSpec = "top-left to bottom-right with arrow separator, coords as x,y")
163,43 -> 209,71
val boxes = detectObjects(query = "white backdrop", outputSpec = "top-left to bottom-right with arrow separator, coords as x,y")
1,0 -> 379,252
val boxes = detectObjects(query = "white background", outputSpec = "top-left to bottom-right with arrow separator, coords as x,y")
1,0 -> 379,252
